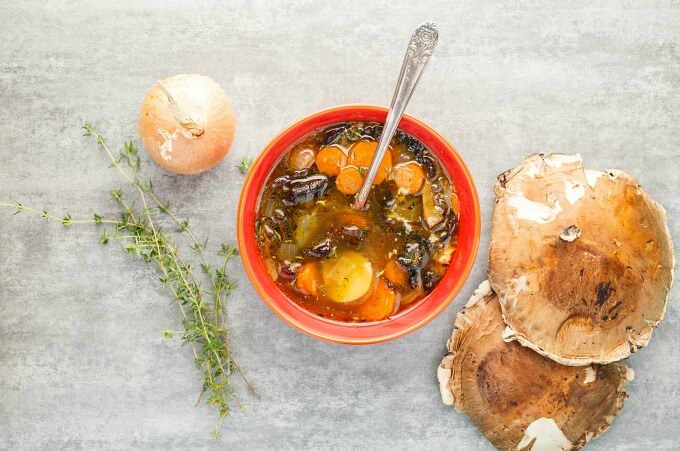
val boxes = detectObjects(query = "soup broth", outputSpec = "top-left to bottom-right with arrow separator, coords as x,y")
255,121 -> 459,322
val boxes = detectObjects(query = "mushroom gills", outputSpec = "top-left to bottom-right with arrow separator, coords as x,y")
488,153 -> 674,365
438,280 -> 631,451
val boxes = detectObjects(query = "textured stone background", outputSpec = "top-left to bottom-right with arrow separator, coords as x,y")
1,1 -> 678,449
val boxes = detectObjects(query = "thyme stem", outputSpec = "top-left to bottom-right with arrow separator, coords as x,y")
1,125 -> 253,439
83,124 -> 251,436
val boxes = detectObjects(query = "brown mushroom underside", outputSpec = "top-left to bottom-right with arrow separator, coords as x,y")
488,154 -> 674,365
438,281 -> 631,450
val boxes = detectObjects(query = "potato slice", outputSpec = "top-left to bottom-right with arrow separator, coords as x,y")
321,250 -> 373,303
293,206 -> 322,248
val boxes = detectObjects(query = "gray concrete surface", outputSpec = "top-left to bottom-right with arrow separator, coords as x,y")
1,1 -> 679,449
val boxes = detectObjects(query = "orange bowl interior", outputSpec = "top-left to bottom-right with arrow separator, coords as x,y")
237,105 -> 481,344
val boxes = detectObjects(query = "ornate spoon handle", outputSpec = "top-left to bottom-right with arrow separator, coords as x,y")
353,22 -> 438,210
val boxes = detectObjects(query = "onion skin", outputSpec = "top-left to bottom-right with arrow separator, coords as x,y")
138,74 -> 236,174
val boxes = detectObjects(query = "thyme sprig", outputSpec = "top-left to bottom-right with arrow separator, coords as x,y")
0,124 -> 254,439
235,156 -> 253,174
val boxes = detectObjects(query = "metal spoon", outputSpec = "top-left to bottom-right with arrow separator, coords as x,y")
352,22 -> 438,210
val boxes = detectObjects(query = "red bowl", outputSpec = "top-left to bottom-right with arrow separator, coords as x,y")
237,105 -> 481,345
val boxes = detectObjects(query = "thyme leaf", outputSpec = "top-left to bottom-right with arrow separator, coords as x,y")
236,156 -> 253,174
0,124 -> 256,439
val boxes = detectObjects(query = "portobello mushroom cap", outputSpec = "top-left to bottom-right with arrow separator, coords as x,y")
438,281 -> 632,451
488,153 -> 674,365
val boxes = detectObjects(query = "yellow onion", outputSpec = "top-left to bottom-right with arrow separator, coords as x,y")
138,74 -> 236,174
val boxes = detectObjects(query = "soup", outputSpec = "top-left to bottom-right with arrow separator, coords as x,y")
255,121 -> 459,322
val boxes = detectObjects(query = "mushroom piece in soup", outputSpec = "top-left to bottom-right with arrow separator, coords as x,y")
255,121 -> 459,322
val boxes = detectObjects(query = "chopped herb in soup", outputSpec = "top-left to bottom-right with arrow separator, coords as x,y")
255,121 -> 460,322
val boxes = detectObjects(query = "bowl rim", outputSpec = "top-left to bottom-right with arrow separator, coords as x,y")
237,104 -> 481,345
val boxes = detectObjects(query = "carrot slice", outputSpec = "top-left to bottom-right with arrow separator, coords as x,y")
349,141 -> 378,167
335,166 -> 364,195
393,161 -> 426,195
450,190 -> 460,218
383,259 -> 408,286
296,261 -> 323,295
348,141 -> 393,184
357,278 -> 397,321
316,146 -> 347,176
373,149 -> 393,184
334,212 -> 370,231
